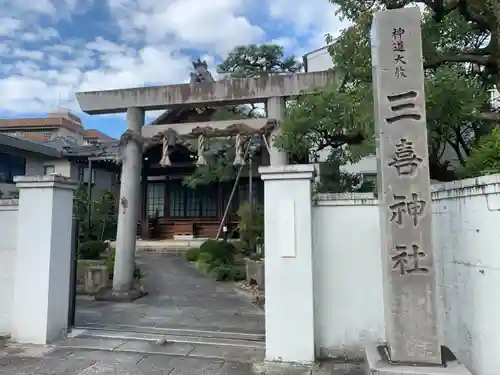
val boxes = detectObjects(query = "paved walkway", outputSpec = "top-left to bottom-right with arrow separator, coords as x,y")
76,254 -> 265,335
0,344 -> 364,375
0,344 -> 257,374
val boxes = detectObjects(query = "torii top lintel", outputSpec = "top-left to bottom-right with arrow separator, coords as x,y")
75,70 -> 337,115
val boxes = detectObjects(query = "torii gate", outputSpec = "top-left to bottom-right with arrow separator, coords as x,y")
75,70 -> 336,300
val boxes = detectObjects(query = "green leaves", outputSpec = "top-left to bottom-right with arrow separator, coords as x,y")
314,0 -> 497,181
459,127 -> 500,178
277,84 -> 374,164
183,44 -> 302,188
217,44 -> 302,78
182,151 -> 235,188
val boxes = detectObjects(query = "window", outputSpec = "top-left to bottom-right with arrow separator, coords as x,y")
78,166 -> 96,184
168,181 -> 185,217
220,179 -> 262,215
44,165 -> 55,175
167,181 -> 218,218
199,186 -> 217,217
147,183 -> 165,218
0,153 -> 26,182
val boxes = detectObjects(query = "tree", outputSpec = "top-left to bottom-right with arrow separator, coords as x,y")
278,1 -> 497,182
183,44 -> 302,188
329,0 -> 498,120
458,127 -> 500,177
212,44 -> 302,121
217,44 -> 302,77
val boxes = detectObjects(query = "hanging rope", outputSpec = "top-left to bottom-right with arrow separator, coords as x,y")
233,134 -> 245,165
159,135 -> 171,167
196,134 -> 207,166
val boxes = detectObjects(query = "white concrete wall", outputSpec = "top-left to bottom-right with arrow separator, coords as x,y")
433,175 -> 500,375
312,174 -> 500,375
0,199 -> 18,336
312,193 -> 384,359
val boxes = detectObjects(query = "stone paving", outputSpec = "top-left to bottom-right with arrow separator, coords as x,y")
0,345 -> 364,374
76,254 -> 265,334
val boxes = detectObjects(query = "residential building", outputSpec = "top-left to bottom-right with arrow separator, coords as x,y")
0,133 -> 63,197
302,45 -> 335,74
0,111 -> 119,198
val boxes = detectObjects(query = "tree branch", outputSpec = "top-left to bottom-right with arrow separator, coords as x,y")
476,111 -> 500,122
455,128 -> 471,156
457,0 -> 490,29
425,53 -> 490,69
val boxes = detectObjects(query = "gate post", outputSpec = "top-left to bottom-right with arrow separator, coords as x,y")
67,217 -> 80,329
259,164 -> 315,364
11,175 -> 78,344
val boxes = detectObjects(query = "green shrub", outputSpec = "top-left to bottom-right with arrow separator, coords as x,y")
231,240 -> 245,253
237,202 -> 264,254
79,240 -> 107,260
210,264 -> 246,281
199,239 -> 236,264
210,264 -> 232,281
231,265 -> 246,281
185,247 -> 203,262
196,252 -> 214,274
105,249 -> 115,275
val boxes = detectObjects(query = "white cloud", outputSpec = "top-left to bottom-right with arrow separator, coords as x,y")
0,18 -> 22,36
2,0 -> 95,21
0,0 -> 348,117
265,0 -> 349,55
107,0 -> 265,55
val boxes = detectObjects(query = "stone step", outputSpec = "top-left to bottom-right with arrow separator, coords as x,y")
72,328 -> 265,348
59,332 -> 265,363
74,324 -> 265,342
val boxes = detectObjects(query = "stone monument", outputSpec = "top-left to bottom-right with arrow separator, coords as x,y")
365,6 -> 472,375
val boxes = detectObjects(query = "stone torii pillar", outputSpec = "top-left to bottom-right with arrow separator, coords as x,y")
106,107 -> 146,301
267,97 -> 288,166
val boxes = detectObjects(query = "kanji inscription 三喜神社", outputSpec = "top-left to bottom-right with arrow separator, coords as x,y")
391,244 -> 429,275
392,27 -> 407,79
386,91 -> 422,124
388,138 -> 423,176
388,193 -> 426,227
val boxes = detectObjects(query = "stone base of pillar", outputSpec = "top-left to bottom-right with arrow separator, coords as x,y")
364,344 -> 472,375
94,286 -> 148,302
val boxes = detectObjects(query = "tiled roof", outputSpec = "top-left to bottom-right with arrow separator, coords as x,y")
84,129 -> 116,140
0,133 -> 62,158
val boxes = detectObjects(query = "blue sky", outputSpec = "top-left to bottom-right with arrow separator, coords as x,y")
0,0 -> 346,138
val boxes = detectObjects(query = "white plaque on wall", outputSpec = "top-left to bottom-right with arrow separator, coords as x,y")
279,200 -> 296,258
